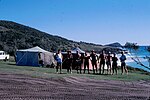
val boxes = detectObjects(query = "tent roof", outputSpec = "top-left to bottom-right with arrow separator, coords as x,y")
72,47 -> 85,53
62,47 -> 85,54
17,46 -> 49,53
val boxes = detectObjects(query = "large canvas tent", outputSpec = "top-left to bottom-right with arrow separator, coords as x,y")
16,46 -> 55,66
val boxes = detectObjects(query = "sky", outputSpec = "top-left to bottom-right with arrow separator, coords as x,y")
0,0 -> 150,45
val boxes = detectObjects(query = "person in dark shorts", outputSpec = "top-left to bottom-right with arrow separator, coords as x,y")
84,51 -> 90,74
120,52 -> 128,75
66,50 -> 73,73
90,50 -> 98,74
55,49 -> 63,74
106,52 -> 112,74
74,51 -> 82,74
112,53 -> 118,75
99,50 -> 106,74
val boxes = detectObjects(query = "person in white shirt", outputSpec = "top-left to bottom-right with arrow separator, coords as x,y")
55,49 -> 63,74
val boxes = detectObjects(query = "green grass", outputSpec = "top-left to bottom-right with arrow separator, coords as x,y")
0,61 -> 150,81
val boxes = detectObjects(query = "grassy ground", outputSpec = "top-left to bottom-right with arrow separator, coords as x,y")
0,61 -> 150,81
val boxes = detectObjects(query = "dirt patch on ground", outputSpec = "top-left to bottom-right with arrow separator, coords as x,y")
0,73 -> 150,100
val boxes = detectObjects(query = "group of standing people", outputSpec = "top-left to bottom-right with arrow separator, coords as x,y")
55,49 -> 128,75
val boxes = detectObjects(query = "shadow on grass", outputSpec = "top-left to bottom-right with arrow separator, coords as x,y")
7,63 -> 16,66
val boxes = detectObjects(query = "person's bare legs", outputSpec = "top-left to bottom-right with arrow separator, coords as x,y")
92,64 -> 95,74
95,63 -> 98,74
124,62 -> 128,74
109,63 -> 112,74
115,67 -> 117,75
102,64 -> 105,74
99,64 -> 101,74
107,64 -> 109,74
60,64 -> 62,74
121,64 -> 124,75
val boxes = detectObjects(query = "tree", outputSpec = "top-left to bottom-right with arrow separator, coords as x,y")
125,42 -> 150,71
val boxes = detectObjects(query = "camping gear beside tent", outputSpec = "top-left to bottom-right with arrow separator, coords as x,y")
16,46 -> 55,67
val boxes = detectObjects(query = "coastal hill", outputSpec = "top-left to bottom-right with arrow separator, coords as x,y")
105,42 -> 122,47
0,20 -> 120,55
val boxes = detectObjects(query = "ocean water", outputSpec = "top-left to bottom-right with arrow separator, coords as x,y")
123,46 -> 150,72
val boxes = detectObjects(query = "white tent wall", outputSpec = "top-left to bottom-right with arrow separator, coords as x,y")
40,52 -> 55,66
